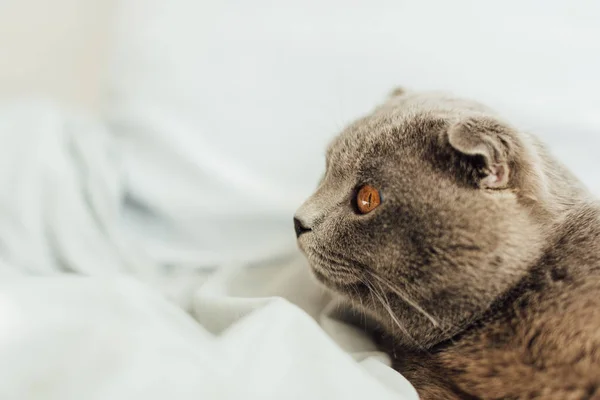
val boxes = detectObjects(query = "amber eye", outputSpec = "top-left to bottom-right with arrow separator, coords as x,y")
355,185 -> 381,214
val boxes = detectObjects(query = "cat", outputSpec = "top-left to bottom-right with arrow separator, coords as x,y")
294,88 -> 600,399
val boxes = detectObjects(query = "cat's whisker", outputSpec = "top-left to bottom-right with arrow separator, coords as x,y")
364,276 -> 425,350
362,277 -> 378,317
369,272 -> 441,329
311,247 -> 356,274
349,283 -> 366,328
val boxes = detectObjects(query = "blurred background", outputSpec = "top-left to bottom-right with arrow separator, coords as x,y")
1,0 -> 599,268
0,0 -> 115,111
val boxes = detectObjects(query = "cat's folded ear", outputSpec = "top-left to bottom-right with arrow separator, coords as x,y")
445,115 -> 519,190
388,86 -> 408,98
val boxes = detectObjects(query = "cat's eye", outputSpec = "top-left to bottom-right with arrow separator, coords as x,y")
355,185 -> 381,214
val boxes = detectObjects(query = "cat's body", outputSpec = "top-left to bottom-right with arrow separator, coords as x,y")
390,204 -> 600,399
294,89 -> 600,399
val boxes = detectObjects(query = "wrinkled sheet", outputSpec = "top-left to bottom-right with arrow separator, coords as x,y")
0,101 -> 418,400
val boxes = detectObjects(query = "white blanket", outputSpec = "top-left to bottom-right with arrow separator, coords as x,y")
0,101 -> 418,399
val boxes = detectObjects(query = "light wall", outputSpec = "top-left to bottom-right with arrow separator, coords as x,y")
0,0 -> 115,111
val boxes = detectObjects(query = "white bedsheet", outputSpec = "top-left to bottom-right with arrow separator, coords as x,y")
0,100 -> 418,399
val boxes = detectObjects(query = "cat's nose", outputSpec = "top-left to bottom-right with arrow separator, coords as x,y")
293,217 -> 311,238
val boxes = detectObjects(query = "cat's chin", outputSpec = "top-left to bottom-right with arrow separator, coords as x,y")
309,265 -> 364,291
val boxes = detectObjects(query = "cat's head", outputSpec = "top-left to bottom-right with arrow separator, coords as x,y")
294,89 -> 560,348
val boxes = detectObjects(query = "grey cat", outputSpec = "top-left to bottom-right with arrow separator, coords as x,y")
294,88 -> 600,399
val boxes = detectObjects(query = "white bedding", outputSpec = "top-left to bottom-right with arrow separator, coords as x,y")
1,0 -> 600,399
0,102 -> 417,399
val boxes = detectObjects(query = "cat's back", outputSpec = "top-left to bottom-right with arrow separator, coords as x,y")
400,203 -> 600,399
